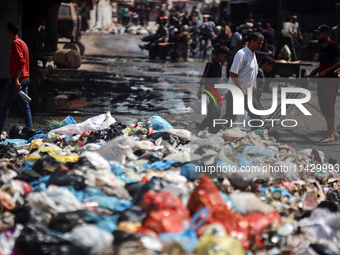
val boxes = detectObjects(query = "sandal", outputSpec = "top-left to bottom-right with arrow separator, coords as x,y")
319,137 -> 335,143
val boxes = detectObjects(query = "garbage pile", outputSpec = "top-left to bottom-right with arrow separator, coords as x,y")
0,112 -> 340,255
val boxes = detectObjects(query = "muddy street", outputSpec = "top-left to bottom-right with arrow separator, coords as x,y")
32,33 -> 204,130
1,32 -> 340,162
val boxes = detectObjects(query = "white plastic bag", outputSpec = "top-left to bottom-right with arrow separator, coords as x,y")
53,113 -> 108,135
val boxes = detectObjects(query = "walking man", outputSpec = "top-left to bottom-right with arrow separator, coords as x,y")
196,46 -> 230,134
222,32 -> 264,130
0,22 -> 33,133
310,24 -> 340,143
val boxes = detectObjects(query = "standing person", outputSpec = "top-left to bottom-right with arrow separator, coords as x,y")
138,6 -> 145,27
275,16 -> 296,61
196,46 -> 230,134
262,23 -> 275,54
310,24 -> 340,143
292,15 -> 303,52
330,19 -> 340,46
122,7 -> 129,26
226,24 -> 242,78
200,16 -> 217,60
253,56 -> 275,110
222,32 -> 264,130
0,22 -> 33,133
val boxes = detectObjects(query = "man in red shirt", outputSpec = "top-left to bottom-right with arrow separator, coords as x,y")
0,22 -> 32,133
311,24 -> 340,143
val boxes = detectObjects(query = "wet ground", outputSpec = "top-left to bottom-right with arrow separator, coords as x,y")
1,33 -> 340,162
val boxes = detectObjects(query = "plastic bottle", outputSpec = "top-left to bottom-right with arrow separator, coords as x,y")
19,91 -> 31,102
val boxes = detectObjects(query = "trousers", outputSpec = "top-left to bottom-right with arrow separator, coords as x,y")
0,78 -> 33,133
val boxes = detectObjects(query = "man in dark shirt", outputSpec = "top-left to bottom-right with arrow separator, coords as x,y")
196,46 -> 230,134
139,20 -> 169,51
310,24 -> 340,143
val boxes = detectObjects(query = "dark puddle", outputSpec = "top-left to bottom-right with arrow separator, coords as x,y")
30,68 -> 191,124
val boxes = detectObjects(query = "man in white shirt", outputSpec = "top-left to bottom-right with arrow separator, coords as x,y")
222,32 -> 264,130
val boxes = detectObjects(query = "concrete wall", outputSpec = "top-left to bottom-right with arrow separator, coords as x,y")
0,0 -> 21,80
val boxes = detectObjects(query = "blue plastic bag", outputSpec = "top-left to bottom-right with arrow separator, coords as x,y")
158,207 -> 209,253
49,116 -> 77,130
259,186 -> 295,203
144,116 -> 173,132
181,163 -> 201,181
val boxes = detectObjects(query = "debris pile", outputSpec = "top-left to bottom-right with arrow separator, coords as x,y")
0,112 -> 339,255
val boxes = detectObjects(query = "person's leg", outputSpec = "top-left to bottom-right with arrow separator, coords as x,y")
0,79 -> 19,133
18,79 -> 33,128
208,102 -> 221,134
245,94 -> 262,131
275,36 -> 285,60
197,97 -> 216,130
318,84 -> 339,142
287,36 -> 296,61
221,90 -> 237,128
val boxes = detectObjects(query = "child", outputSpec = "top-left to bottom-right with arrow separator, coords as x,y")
196,45 -> 230,134
253,56 -> 275,110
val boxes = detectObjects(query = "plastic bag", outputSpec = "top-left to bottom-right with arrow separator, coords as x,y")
9,125 -> 40,140
132,177 -> 170,205
86,122 -> 125,144
140,191 -> 190,235
195,224 -> 245,255
147,132 -> 189,145
32,154 -> 62,176
46,167 -> 86,190
70,225 -> 113,255
0,143 -> 18,158
0,225 -> 24,255
15,223 -> 79,255
144,116 -> 174,132
48,210 -> 91,233
187,178 -> 250,248
159,207 -> 209,253
223,127 -> 247,142
26,185 -> 85,215
53,113 -> 108,135
49,116 -> 77,130
98,136 -> 137,165
244,211 -> 282,249
242,146 -> 276,159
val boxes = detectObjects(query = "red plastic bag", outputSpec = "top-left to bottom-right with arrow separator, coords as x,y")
140,191 -> 190,235
187,178 -> 250,248
244,211 -> 282,249
142,209 -> 189,234
140,191 -> 188,213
